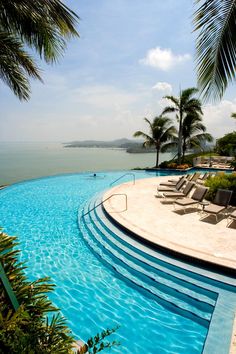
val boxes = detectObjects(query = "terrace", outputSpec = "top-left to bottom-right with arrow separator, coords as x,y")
103,175 -> 236,272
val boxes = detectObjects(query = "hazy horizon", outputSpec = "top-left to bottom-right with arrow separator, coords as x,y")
0,142 -> 174,185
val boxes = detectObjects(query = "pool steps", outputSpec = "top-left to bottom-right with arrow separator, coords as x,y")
79,194 -> 217,327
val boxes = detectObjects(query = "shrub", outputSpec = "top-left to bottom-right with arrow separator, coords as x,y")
180,156 -> 193,166
205,173 -> 236,203
159,160 -> 169,168
176,164 -> 190,170
167,162 -> 177,169
215,132 -> 236,156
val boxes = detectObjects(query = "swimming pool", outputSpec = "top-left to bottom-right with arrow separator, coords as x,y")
0,171 -> 234,353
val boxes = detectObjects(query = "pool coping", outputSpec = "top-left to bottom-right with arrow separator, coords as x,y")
103,177 -> 236,274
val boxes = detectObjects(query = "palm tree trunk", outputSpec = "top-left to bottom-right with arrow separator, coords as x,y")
155,147 -> 160,168
178,111 -> 183,164
182,139 -> 186,163
178,118 -> 182,165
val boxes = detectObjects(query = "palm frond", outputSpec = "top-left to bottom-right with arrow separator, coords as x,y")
194,0 -> 236,101
160,141 -> 178,153
133,131 -> 152,141
180,87 -> 199,102
143,117 -> 154,136
193,132 -> 213,142
161,106 -> 178,115
161,125 -> 178,142
0,31 -> 41,100
163,95 -> 179,107
0,0 -> 79,62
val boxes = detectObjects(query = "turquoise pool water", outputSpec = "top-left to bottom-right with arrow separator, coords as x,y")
0,171 -> 209,353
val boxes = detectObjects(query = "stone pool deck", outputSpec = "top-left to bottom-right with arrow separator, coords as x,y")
103,176 -> 236,272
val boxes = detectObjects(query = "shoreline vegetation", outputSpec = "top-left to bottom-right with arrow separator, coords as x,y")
63,138 -> 156,153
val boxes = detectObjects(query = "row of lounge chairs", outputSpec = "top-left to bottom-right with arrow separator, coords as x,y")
156,173 -> 235,226
195,156 -> 233,169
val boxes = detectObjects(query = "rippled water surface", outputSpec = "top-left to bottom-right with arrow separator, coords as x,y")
0,172 -> 207,353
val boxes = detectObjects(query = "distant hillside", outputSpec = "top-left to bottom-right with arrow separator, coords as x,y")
64,138 -> 136,148
63,138 -> 156,153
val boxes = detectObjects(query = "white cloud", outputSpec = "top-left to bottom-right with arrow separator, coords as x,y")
203,99 -> 236,138
152,82 -> 172,93
140,46 -> 191,71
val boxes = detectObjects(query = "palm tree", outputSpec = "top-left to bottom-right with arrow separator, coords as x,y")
133,116 -> 177,168
0,0 -> 79,100
194,0 -> 236,101
182,113 -> 213,160
162,87 -> 203,164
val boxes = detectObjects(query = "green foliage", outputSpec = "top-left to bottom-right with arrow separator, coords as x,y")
133,116 -> 177,167
87,326 -> 120,353
215,132 -> 236,156
159,160 -> 169,168
204,173 -> 236,202
181,112 -> 213,160
162,87 -> 203,164
0,0 -> 79,100
194,0 -> 236,101
0,230 -> 74,353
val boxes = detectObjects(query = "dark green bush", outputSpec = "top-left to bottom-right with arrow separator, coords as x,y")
159,160 -> 169,168
215,132 -> 236,156
204,173 -> 236,203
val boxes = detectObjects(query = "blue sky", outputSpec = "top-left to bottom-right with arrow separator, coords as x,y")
0,0 -> 235,142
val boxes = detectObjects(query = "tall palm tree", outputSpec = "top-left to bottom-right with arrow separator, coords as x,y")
194,0 -> 236,101
0,0 -> 79,100
133,116 -> 177,168
162,87 -> 203,164
182,113 -> 213,160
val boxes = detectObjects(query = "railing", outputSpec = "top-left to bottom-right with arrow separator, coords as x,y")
110,173 -> 135,187
81,193 -> 127,218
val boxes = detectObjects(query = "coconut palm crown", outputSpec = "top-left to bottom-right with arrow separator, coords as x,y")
0,0 -> 79,100
133,116 -> 177,168
182,113 -> 213,160
194,0 -> 236,101
162,87 -> 203,164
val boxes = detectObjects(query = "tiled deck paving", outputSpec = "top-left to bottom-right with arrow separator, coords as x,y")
103,176 -> 236,271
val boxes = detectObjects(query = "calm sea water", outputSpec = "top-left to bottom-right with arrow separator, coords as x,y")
0,142 -> 173,185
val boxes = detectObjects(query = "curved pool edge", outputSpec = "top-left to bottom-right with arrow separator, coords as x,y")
102,177 -> 236,275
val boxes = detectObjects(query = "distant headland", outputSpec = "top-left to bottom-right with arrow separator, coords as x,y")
63,138 -> 156,153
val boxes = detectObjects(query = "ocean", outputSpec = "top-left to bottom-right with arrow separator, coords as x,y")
0,142 -> 173,185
